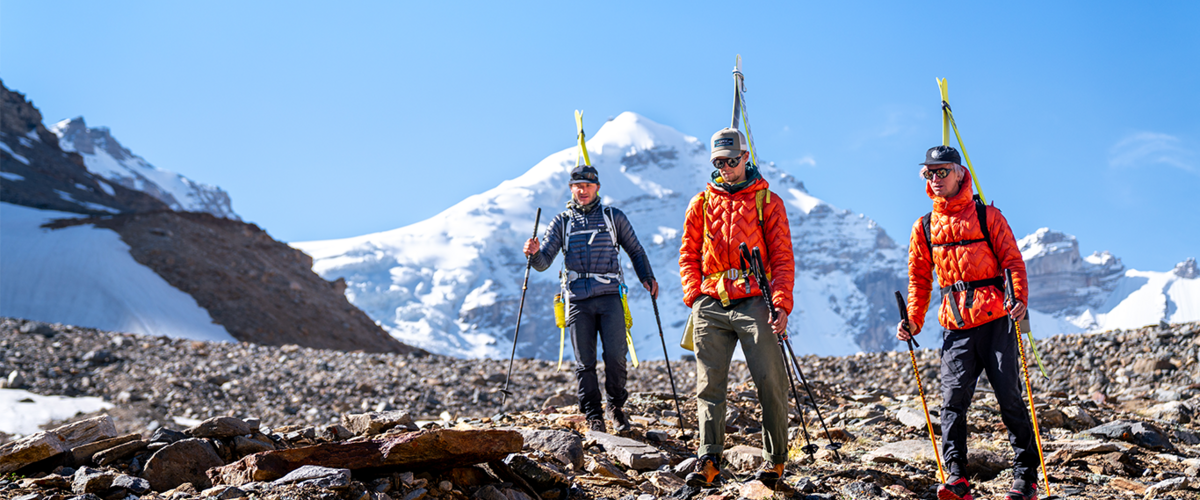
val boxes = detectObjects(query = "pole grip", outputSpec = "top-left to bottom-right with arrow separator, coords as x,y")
1004,268 -> 1015,307
531,208 -> 542,240
894,290 -> 919,348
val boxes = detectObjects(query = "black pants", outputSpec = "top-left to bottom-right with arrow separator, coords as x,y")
570,294 -> 628,421
940,317 -> 1037,480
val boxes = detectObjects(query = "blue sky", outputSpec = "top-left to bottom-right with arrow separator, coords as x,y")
2,1 -> 1196,271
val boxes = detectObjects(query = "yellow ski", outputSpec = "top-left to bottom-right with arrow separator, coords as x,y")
575,110 -> 592,167
937,78 -> 1048,378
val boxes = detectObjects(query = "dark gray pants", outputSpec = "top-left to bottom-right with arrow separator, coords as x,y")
940,317 -> 1037,480
570,293 -> 628,421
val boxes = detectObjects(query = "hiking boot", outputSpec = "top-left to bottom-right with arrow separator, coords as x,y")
607,406 -> 631,434
684,455 -> 722,488
587,418 -> 606,433
752,462 -> 786,489
937,477 -> 973,500
1004,477 -> 1038,500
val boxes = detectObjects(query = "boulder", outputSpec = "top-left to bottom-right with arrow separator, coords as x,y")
232,435 -> 275,457
504,454 -> 569,491
341,410 -> 418,436
142,438 -> 224,491
896,407 -> 939,430
0,415 -> 117,473
722,445 -> 764,471
69,433 -> 141,465
516,429 -> 583,470
93,439 -> 148,466
739,481 -> 776,500
150,428 -> 188,444
209,429 -> 522,486
272,465 -> 351,489
112,474 -> 151,495
72,466 -> 116,494
186,417 -> 251,439
863,440 -> 936,464
1144,477 -> 1191,498
585,431 -> 667,471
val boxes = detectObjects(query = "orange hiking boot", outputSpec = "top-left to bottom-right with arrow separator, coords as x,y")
684,455 -> 721,488
752,462 -> 786,489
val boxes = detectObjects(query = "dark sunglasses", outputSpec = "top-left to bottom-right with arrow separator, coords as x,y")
922,167 -> 954,180
571,171 -> 598,182
712,157 -> 741,169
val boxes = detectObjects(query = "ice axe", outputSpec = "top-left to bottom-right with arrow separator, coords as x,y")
500,208 -> 541,404
895,291 -> 946,484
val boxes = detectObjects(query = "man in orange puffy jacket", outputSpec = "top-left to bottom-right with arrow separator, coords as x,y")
898,145 -> 1037,500
680,128 -> 794,489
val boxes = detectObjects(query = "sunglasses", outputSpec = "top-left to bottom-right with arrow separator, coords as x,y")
712,157 -> 741,169
571,171 -> 598,182
922,167 -> 954,180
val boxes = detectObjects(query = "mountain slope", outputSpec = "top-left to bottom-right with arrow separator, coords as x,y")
295,112 -> 908,359
1021,228 -> 1198,333
1,80 -> 418,354
51,118 -> 238,219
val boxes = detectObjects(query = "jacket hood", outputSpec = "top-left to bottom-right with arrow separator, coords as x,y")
927,167 -> 976,215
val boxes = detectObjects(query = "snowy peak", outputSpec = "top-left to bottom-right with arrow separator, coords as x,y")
1021,227 -> 1125,316
297,111 -> 908,358
1176,258 -> 1199,279
52,117 -> 238,220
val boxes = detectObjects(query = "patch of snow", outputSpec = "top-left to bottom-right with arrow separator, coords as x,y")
96,179 -> 115,196
171,416 -> 204,428
53,189 -> 119,214
0,141 -> 30,165
0,389 -> 113,436
0,202 -> 235,342
0,172 -> 24,182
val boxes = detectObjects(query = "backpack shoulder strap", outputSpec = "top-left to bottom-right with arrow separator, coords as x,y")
922,212 -> 933,261
602,206 -> 619,249
974,197 -> 996,258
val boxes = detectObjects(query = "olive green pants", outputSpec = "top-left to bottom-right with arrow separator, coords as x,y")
692,295 -> 790,465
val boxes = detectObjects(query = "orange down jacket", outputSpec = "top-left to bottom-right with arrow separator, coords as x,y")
906,169 -> 1028,334
680,177 -> 795,315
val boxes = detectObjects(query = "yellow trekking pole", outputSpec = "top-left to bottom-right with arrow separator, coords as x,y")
1005,270 -> 1051,497
895,292 -> 946,484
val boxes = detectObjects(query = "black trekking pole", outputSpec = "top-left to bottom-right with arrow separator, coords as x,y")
500,208 -> 541,404
650,295 -> 687,434
738,243 -> 820,458
742,243 -> 843,460
895,291 -> 946,484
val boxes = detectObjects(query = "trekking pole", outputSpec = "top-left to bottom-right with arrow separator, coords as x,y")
738,243 -> 822,459
500,208 -> 542,404
650,295 -> 688,434
1005,269 -> 1051,497
781,338 -> 843,460
895,291 -> 946,484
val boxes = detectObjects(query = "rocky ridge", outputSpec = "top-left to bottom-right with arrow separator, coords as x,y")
4,318 -> 1200,499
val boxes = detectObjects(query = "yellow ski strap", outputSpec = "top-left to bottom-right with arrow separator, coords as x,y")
936,78 -> 985,204
575,110 -> 592,167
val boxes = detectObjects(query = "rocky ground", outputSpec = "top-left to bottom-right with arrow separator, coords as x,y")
3,317 -> 1200,500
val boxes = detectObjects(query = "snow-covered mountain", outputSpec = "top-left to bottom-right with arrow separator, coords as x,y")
1021,228 -> 1199,332
51,118 -> 238,219
295,112 -> 909,360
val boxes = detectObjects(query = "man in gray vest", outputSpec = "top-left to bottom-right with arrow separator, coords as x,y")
524,164 -> 657,433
